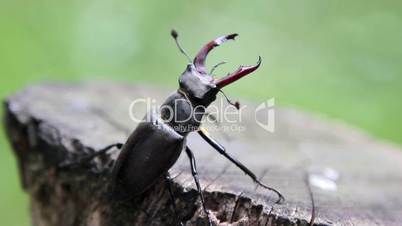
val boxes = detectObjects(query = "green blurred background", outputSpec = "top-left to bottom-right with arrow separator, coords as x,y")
1,0 -> 401,225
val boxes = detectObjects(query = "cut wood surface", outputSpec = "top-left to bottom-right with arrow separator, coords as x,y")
4,82 -> 402,226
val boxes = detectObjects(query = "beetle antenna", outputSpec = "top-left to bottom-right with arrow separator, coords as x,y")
171,29 -> 192,63
218,89 -> 240,110
210,61 -> 226,74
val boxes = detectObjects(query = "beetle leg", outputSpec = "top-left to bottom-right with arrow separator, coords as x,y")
164,173 -> 184,226
58,143 -> 123,169
185,147 -> 213,226
198,128 -> 285,204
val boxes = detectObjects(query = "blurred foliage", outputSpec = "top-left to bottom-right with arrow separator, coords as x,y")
1,0 -> 401,225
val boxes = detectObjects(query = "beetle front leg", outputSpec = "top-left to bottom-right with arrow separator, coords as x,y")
185,147 -> 213,226
58,142 -> 123,169
198,128 -> 284,204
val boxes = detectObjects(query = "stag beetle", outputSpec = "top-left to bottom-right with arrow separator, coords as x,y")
60,30 -> 284,226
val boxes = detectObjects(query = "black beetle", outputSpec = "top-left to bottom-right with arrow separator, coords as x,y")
60,30 -> 284,226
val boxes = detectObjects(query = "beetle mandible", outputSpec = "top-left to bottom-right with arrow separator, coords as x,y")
60,30 -> 284,226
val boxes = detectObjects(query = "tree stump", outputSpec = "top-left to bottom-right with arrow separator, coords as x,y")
4,82 -> 402,226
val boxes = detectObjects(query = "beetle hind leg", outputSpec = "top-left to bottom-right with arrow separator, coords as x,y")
164,173 -> 184,226
58,142 -> 123,169
185,147 -> 213,226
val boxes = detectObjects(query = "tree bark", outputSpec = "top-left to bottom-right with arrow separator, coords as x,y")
4,82 -> 402,226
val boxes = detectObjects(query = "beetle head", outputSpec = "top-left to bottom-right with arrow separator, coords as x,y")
172,30 -> 261,107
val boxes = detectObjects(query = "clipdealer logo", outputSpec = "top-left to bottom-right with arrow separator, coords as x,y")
128,97 -> 275,133
254,98 -> 275,133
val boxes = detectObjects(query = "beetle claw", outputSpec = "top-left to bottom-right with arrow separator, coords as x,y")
194,34 -> 237,74
215,56 -> 262,88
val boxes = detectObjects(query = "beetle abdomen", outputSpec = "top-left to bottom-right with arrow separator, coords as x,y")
112,111 -> 185,199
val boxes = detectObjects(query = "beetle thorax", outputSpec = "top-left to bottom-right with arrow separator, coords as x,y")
160,91 -> 207,135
